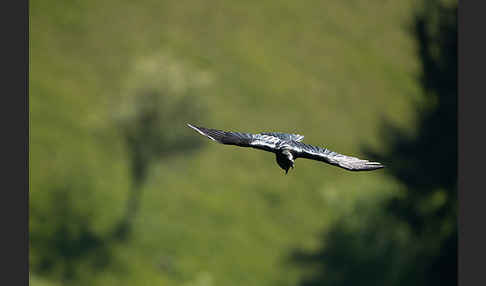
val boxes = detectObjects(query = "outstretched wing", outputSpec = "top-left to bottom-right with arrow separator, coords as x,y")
260,132 -> 304,142
290,141 -> 384,171
187,124 -> 281,152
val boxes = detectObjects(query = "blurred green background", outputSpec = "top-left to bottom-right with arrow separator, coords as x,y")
29,0 -> 457,285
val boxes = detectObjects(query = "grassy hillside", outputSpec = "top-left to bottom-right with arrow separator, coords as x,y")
29,0 -> 436,285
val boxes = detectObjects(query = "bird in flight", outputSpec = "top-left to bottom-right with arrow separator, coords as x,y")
187,123 -> 384,174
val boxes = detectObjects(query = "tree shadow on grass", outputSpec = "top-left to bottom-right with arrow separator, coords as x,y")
30,90 -> 206,284
291,213 -> 411,286
30,183 -> 112,284
113,89 -> 205,240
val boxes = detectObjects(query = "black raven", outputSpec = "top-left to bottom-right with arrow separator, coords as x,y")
187,123 -> 384,174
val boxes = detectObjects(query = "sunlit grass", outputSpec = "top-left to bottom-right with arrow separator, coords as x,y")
30,0 -> 424,285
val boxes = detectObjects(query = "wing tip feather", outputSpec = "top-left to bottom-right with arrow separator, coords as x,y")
186,123 -> 217,141
361,161 -> 385,171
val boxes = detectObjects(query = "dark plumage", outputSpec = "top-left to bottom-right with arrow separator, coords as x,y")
187,123 -> 384,174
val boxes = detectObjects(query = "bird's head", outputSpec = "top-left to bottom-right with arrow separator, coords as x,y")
276,151 -> 295,175
284,162 -> 294,175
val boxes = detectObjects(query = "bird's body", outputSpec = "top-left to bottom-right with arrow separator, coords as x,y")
187,123 -> 384,174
